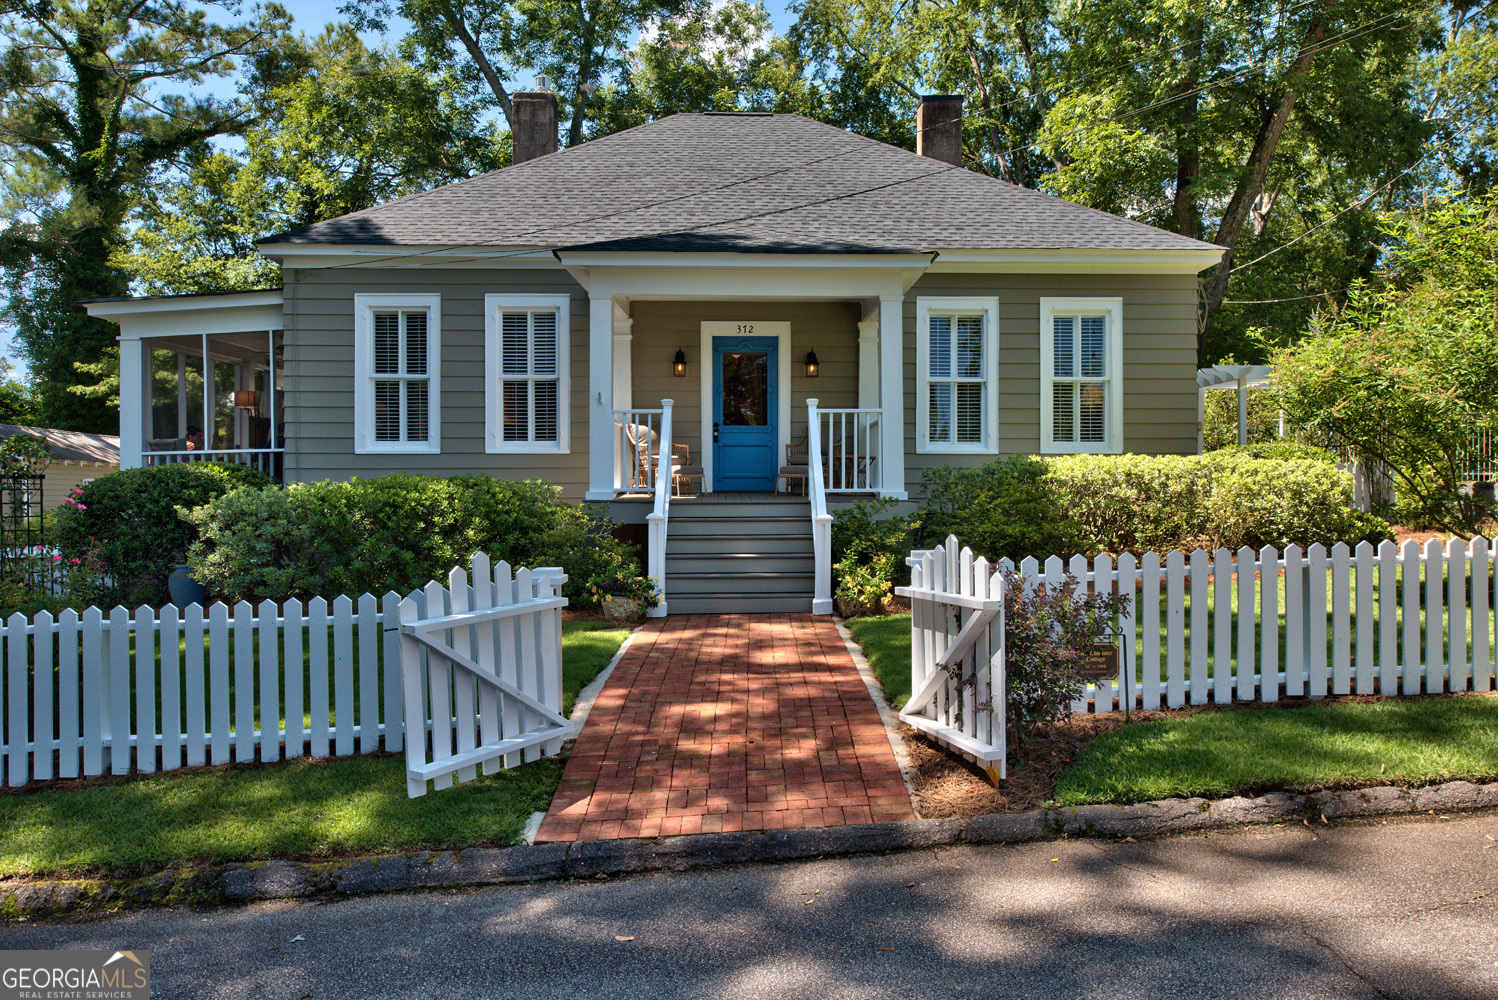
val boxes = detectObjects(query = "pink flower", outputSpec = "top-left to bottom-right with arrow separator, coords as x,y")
69,558 -> 80,565
75,504 -> 86,510
52,554 -> 62,562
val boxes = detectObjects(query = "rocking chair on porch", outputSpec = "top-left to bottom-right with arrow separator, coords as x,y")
625,423 -> 703,497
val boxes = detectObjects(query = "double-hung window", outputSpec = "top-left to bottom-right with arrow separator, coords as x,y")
485,294 -> 571,453
916,297 -> 999,453
1040,297 -> 1123,453
354,294 -> 441,454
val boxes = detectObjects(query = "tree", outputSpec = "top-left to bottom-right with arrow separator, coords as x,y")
781,0 -> 1441,363
0,0 -> 289,431
0,356 -> 43,426
112,26 -> 502,296
344,0 -> 708,149
589,0 -> 775,132
1270,194 -> 1498,531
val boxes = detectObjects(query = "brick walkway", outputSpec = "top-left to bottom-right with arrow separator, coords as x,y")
535,614 -> 913,842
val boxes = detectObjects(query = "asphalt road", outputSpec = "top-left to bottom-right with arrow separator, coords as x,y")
3,813 -> 1496,1000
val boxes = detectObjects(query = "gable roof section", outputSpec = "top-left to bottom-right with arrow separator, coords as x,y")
259,113 -> 1219,256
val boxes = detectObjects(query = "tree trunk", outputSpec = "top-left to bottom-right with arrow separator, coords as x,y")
1198,18 -> 1327,358
1172,17 -> 1203,240
441,1 -> 515,131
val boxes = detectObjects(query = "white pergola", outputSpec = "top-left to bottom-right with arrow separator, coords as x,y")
1197,363 -> 1272,453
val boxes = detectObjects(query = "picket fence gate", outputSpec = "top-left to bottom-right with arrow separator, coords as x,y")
895,541 -> 1008,781
0,553 -> 569,790
397,556 -> 572,797
898,535 -> 1498,773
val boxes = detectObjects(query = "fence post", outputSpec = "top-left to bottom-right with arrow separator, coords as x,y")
536,567 -> 567,755
398,595 -> 427,798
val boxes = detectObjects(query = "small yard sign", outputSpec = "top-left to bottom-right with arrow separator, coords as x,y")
1079,642 -> 1120,683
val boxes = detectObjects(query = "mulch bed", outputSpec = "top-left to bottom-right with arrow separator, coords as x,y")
899,714 -> 1164,817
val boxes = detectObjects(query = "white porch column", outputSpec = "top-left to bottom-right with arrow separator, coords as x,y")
857,315 -> 879,410
117,337 -> 151,469
1236,376 -> 1249,447
612,303 -> 633,411
587,292 -> 617,500
877,295 -> 907,499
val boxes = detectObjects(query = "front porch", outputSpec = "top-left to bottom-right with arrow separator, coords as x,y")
580,288 -> 911,618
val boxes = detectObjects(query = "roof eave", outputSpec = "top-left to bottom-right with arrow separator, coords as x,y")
927,247 -> 1225,274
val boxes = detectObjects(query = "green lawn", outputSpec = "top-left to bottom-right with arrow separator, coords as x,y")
0,620 -> 631,880
843,611 -> 1498,808
1054,695 -> 1498,806
847,614 -> 913,709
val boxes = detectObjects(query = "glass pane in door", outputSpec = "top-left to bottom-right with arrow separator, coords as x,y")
721,352 -> 769,426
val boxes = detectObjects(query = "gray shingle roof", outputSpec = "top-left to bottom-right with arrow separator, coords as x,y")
259,113 -> 1220,254
0,424 -> 119,465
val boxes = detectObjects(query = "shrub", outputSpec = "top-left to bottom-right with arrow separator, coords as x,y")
1045,454 -> 1211,553
187,474 -> 651,610
920,457 -> 1087,562
834,553 -> 894,617
1000,569 -> 1131,739
51,463 -> 272,607
1202,456 -> 1387,550
917,452 -> 1382,561
831,496 -> 920,587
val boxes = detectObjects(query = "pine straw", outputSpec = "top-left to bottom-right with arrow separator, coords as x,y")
901,714 -> 1174,817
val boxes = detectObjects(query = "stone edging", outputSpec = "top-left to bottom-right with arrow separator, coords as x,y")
4,780 -> 1494,919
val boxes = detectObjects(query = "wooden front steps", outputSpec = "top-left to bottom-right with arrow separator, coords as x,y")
664,494 -> 814,614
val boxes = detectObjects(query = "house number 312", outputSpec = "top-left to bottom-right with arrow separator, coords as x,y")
736,324 -> 755,334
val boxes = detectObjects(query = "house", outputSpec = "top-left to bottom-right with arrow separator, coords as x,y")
83,92 -> 1224,615
0,423 -> 119,510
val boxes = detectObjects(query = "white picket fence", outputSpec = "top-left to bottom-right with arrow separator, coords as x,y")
397,556 -> 571,797
0,554 -> 567,789
899,535 -> 1498,773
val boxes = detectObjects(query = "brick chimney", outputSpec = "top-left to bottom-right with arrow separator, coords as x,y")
513,78 -> 559,164
916,95 -> 963,166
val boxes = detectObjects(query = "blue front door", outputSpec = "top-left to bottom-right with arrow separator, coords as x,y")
713,336 -> 778,491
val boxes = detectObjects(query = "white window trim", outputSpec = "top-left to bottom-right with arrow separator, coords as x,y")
1040,296 -> 1124,454
915,296 -> 1000,454
354,293 -> 441,455
485,293 -> 572,454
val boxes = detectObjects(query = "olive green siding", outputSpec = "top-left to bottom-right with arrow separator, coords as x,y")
901,272 -> 1200,497
280,266 -> 592,496
280,266 -> 1198,502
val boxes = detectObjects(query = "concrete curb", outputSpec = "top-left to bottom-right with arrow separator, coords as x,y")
5,780 -> 1495,919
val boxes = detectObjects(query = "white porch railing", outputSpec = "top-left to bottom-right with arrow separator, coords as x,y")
808,398 -> 834,614
610,402 -> 673,617
145,448 -> 283,477
817,407 -> 882,492
646,401 -> 673,618
612,408 -> 665,493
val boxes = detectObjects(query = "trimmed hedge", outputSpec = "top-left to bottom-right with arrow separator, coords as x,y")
186,475 -> 652,609
52,463 -> 273,607
916,451 -> 1386,563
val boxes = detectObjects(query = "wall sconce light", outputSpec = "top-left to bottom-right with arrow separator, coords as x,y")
233,390 -> 260,409
804,350 -> 820,379
672,349 -> 688,378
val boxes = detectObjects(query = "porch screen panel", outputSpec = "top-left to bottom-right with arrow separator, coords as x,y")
927,312 -> 987,446
500,310 -> 561,444
371,309 -> 431,444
